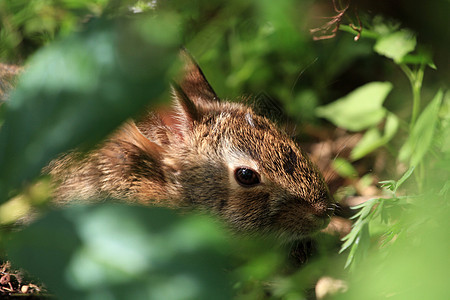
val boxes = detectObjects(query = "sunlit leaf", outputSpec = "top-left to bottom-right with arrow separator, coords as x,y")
374,30 -> 417,63
351,112 -> 399,160
316,82 -> 393,131
352,127 -> 381,159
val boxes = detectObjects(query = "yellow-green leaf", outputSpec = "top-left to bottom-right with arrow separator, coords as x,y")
316,82 -> 393,131
374,30 -> 417,63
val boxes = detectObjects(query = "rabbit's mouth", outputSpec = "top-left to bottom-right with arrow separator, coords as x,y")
300,214 -> 331,235
269,204 -> 334,242
312,214 -> 332,231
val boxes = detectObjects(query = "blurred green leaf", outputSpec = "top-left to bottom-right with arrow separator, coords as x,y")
5,206 -> 83,298
332,158 -> 358,179
352,128 -> 382,158
7,204 -> 231,300
342,195 -> 450,300
439,92 -> 450,153
286,89 -> 319,123
399,90 -> 443,166
316,82 -> 392,131
351,112 -> 399,160
0,17 -> 179,202
374,30 -> 417,63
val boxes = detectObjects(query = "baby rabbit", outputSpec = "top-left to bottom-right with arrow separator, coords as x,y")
47,51 -> 335,241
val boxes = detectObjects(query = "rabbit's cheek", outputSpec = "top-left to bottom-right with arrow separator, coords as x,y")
222,190 -> 272,231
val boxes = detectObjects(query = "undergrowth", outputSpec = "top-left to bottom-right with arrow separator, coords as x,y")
0,0 -> 448,299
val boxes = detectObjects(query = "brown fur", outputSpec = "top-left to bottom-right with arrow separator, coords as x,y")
46,51 -> 335,241
0,63 -> 22,101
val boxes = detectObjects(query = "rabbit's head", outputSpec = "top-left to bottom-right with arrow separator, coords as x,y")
146,52 -> 335,240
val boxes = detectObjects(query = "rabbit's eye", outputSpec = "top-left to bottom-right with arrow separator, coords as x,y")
234,167 -> 260,187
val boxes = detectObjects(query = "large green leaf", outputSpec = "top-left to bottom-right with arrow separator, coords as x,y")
0,16 -> 180,202
316,82 -> 393,131
7,204 -> 231,300
374,30 -> 417,63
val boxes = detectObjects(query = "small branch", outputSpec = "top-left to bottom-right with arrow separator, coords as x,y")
410,64 -> 425,130
349,6 -> 362,41
309,0 -> 350,40
399,63 -> 425,131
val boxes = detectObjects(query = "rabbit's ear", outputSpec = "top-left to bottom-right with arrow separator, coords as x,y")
172,82 -> 202,127
113,122 -> 165,161
178,49 -> 220,106
139,50 -> 217,143
168,84 -> 204,139
137,83 -> 207,145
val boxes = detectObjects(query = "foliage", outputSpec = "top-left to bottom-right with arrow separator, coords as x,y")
6,205 -> 232,299
0,0 -> 449,299
0,16 -> 179,202
0,0 -> 108,61
317,7 -> 450,300
318,20 -> 449,272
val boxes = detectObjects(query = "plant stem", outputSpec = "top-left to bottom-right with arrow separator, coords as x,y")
410,64 -> 425,130
339,24 -> 379,39
399,63 -> 426,189
399,63 -> 424,131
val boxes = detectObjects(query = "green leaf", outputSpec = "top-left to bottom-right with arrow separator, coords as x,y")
379,180 -> 396,192
380,167 -> 415,194
340,197 -> 380,262
354,198 -> 378,220
7,204 -> 231,299
340,223 -> 360,253
316,82 -> 393,131
394,166 -> 415,192
399,90 -> 443,166
342,222 -> 371,269
352,128 -> 382,159
332,158 -> 358,179
374,30 -> 417,63
351,112 -> 399,160
0,17 -> 180,202
344,236 -> 360,268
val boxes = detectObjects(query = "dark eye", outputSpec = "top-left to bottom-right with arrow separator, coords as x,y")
234,167 -> 260,187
